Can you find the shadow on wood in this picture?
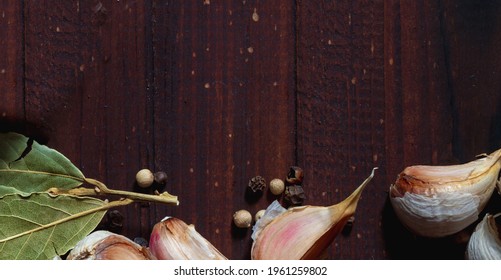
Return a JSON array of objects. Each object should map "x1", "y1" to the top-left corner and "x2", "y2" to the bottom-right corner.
[{"x1": 0, "y1": 118, "x2": 50, "y2": 145}]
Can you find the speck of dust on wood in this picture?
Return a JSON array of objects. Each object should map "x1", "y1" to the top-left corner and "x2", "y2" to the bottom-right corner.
[{"x1": 252, "y1": 8, "x2": 259, "y2": 22}]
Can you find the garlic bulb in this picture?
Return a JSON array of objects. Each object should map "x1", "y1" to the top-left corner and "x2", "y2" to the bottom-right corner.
[
  {"x1": 390, "y1": 148, "x2": 501, "y2": 238},
  {"x1": 251, "y1": 168, "x2": 376, "y2": 260},
  {"x1": 466, "y1": 213, "x2": 501, "y2": 260},
  {"x1": 149, "y1": 217, "x2": 227, "y2": 260},
  {"x1": 67, "y1": 230, "x2": 156, "y2": 260}
]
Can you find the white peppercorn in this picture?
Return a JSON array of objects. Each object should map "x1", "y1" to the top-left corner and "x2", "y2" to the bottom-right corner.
[
  {"x1": 233, "y1": 209, "x2": 252, "y2": 228},
  {"x1": 136, "y1": 168, "x2": 154, "y2": 188}
]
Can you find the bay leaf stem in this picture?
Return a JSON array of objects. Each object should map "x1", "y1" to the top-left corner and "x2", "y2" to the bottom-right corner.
[{"x1": 84, "y1": 178, "x2": 179, "y2": 205}]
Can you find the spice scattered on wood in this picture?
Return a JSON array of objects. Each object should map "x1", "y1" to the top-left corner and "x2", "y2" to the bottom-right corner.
[
  {"x1": 269, "y1": 178, "x2": 285, "y2": 195},
  {"x1": 284, "y1": 184, "x2": 306, "y2": 206},
  {"x1": 286, "y1": 166, "x2": 304, "y2": 185},
  {"x1": 233, "y1": 209, "x2": 252, "y2": 228},
  {"x1": 248, "y1": 175, "x2": 266, "y2": 192},
  {"x1": 136, "y1": 168, "x2": 154, "y2": 188}
]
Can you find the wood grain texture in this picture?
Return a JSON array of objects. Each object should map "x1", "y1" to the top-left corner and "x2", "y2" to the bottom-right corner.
[
  {"x1": 296, "y1": 0, "x2": 386, "y2": 259},
  {"x1": 2, "y1": 0, "x2": 501, "y2": 260},
  {"x1": 441, "y1": 0, "x2": 501, "y2": 160},
  {"x1": 23, "y1": 0, "x2": 153, "y2": 242},
  {"x1": 382, "y1": 0, "x2": 459, "y2": 260},
  {"x1": 12, "y1": 0, "x2": 295, "y2": 260},
  {"x1": 0, "y1": 1, "x2": 25, "y2": 132},
  {"x1": 150, "y1": 1, "x2": 296, "y2": 259},
  {"x1": 382, "y1": 0, "x2": 501, "y2": 259}
]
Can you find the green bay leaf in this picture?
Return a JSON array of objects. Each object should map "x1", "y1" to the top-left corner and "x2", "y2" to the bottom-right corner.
[
  {"x1": 0, "y1": 193, "x2": 107, "y2": 260},
  {"x1": 0, "y1": 185, "x2": 31, "y2": 198},
  {"x1": 0, "y1": 132, "x2": 85, "y2": 195}
]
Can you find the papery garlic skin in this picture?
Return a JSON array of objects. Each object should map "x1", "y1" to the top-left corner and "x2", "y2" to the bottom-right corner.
[
  {"x1": 67, "y1": 230, "x2": 155, "y2": 260},
  {"x1": 251, "y1": 205, "x2": 339, "y2": 260},
  {"x1": 466, "y1": 213, "x2": 501, "y2": 260},
  {"x1": 149, "y1": 217, "x2": 227, "y2": 260},
  {"x1": 251, "y1": 168, "x2": 376, "y2": 260},
  {"x1": 390, "y1": 149, "x2": 501, "y2": 238},
  {"x1": 390, "y1": 191, "x2": 480, "y2": 237}
]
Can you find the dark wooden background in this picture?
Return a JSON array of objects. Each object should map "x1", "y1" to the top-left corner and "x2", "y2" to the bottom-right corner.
[{"x1": 2, "y1": 0, "x2": 501, "y2": 259}]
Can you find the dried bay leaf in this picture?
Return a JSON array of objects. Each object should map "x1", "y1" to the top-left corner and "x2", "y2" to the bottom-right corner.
[
  {"x1": 0, "y1": 185, "x2": 31, "y2": 197},
  {"x1": 0, "y1": 132, "x2": 178, "y2": 259},
  {"x1": 0, "y1": 132, "x2": 84, "y2": 195},
  {"x1": 0, "y1": 192, "x2": 108, "y2": 260}
]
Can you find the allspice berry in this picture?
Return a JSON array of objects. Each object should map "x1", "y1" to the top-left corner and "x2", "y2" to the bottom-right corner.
[
  {"x1": 136, "y1": 168, "x2": 154, "y2": 188},
  {"x1": 286, "y1": 166, "x2": 304, "y2": 185},
  {"x1": 255, "y1": 209, "x2": 266, "y2": 222},
  {"x1": 269, "y1": 178, "x2": 285, "y2": 195},
  {"x1": 233, "y1": 209, "x2": 252, "y2": 228}
]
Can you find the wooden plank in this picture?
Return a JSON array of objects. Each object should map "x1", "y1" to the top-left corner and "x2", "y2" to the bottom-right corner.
[
  {"x1": 151, "y1": 1, "x2": 296, "y2": 259},
  {"x1": 23, "y1": 0, "x2": 155, "y2": 242},
  {"x1": 296, "y1": 0, "x2": 459, "y2": 260},
  {"x1": 400, "y1": 1, "x2": 453, "y2": 166},
  {"x1": 439, "y1": 0, "x2": 501, "y2": 257},
  {"x1": 382, "y1": 0, "x2": 462, "y2": 260},
  {"x1": 296, "y1": 0, "x2": 386, "y2": 259},
  {"x1": 16, "y1": 0, "x2": 501, "y2": 260},
  {"x1": 383, "y1": 0, "x2": 501, "y2": 260},
  {"x1": 441, "y1": 0, "x2": 501, "y2": 160},
  {"x1": 0, "y1": 1, "x2": 26, "y2": 134},
  {"x1": 20, "y1": 1, "x2": 295, "y2": 260},
  {"x1": 76, "y1": 0, "x2": 154, "y2": 240},
  {"x1": 24, "y1": 1, "x2": 84, "y2": 162}
]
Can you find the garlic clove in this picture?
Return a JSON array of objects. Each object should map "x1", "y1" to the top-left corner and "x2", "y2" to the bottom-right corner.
[
  {"x1": 67, "y1": 230, "x2": 156, "y2": 260},
  {"x1": 149, "y1": 217, "x2": 227, "y2": 260},
  {"x1": 466, "y1": 213, "x2": 501, "y2": 260},
  {"x1": 251, "y1": 168, "x2": 376, "y2": 260},
  {"x1": 390, "y1": 148, "x2": 501, "y2": 238}
]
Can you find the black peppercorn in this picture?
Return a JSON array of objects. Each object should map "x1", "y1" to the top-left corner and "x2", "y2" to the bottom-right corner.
[
  {"x1": 107, "y1": 209, "x2": 123, "y2": 231},
  {"x1": 248, "y1": 175, "x2": 266, "y2": 192},
  {"x1": 284, "y1": 185, "x2": 306, "y2": 206},
  {"x1": 154, "y1": 171, "x2": 168, "y2": 185}
]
